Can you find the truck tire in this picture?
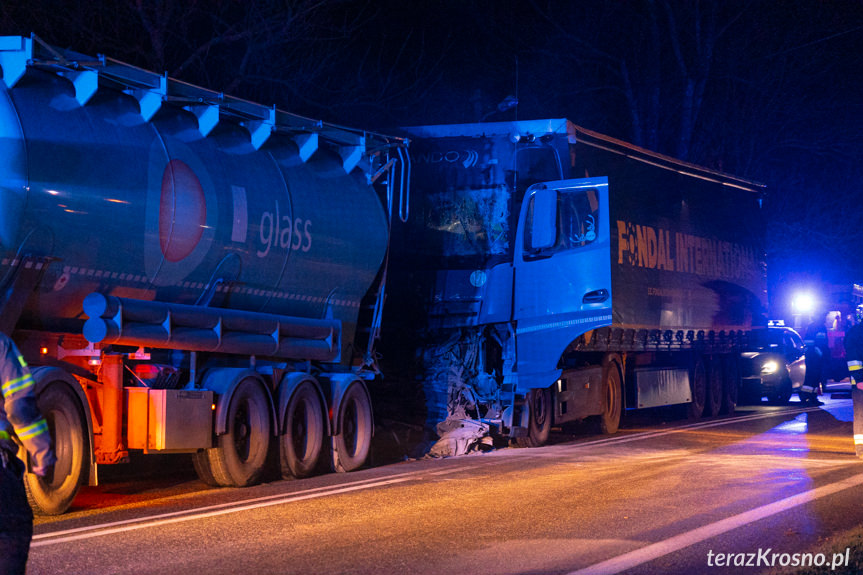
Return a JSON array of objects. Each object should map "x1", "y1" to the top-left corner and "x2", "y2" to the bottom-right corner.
[
  {"x1": 280, "y1": 381, "x2": 325, "y2": 479},
  {"x1": 598, "y1": 361, "x2": 622, "y2": 434},
  {"x1": 515, "y1": 387, "x2": 552, "y2": 447},
  {"x1": 191, "y1": 450, "x2": 221, "y2": 487},
  {"x1": 688, "y1": 357, "x2": 707, "y2": 419},
  {"x1": 196, "y1": 378, "x2": 271, "y2": 487},
  {"x1": 721, "y1": 354, "x2": 739, "y2": 414},
  {"x1": 24, "y1": 382, "x2": 88, "y2": 516},
  {"x1": 331, "y1": 383, "x2": 373, "y2": 473},
  {"x1": 705, "y1": 357, "x2": 723, "y2": 417}
]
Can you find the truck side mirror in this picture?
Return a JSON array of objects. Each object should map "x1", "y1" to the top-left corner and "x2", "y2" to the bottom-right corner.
[{"x1": 529, "y1": 187, "x2": 557, "y2": 250}]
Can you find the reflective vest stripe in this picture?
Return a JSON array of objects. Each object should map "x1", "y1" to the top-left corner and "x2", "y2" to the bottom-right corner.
[
  {"x1": 16, "y1": 354, "x2": 26, "y2": 368},
  {"x1": 15, "y1": 418, "x2": 48, "y2": 441},
  {"x1": 848, "y1": 360, "x2": 863, "y2": 371},
  {"x1": 1, "y1": 373, "x2": 35, "y2": 398}
]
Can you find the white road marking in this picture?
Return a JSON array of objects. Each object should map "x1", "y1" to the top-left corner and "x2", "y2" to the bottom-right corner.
[
  {"x1": 32, "y1": 473, "x2": 419, "y2": 546},
  {"x1": 568, "y1": 405, "x2": 826, "y2": 449},
  {"x1": 32, "y1": 458, "x2": 517, "y2": 548},
  {"x1": 567, "y1": 471, "x2": 863, "y2": 575},
  {"x1": 483, "y1": 405, "x2": 829, "y2": 460},
  {"x1": 32, "y1": 402, "x2": 850, "y2": 551}
]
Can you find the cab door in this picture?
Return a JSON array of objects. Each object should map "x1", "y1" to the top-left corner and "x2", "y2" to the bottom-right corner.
[{"x1": 512, "y1": 177, "x2": 612, "y2": 390}]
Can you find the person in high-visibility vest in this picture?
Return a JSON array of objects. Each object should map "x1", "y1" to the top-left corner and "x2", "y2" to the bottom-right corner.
[
  {"x1": 844, "y1": 310, "x2": 863, "y2": 459},
  {"x1": 0, "y1": 332, "x2": 56, "y2": 575}
]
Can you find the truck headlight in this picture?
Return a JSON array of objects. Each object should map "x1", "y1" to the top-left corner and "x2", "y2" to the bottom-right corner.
[{"x1": 761, "y1": 360, "x2": 779, "y2": 375}]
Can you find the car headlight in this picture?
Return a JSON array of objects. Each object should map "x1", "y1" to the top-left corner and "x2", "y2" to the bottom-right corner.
[{"x1": 761, "y1": 360, "x2": 779, "y2": 375}]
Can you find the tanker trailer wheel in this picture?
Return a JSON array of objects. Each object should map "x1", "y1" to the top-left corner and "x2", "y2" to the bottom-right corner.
[
  {"x1": 191, "y1": 450, "x2": 220, "y2": 487},
  {"x1": 24, "y1": 381, "x2": 88, "y2": 516},
  {"x1": 705, "y1": 357, "x2": 723, "y2": 417},
  {"x1": 596, "y1": 361, "x2": 622, "y2": 435},
  {"x1": 196, "y1": 378, "x2": 271, "y2": 487},
  {"x1": 331, "y1": 383, "x2": 373, "y2": 473},
  {"x1": 720, "y1": 354, "x2": 738, "y2": 415},
  {"x1": 515, "y1": 387, "x2": 552, "y2": 447},
  {"x1": 687, "y1": 356, "x2": 707, "y2": 420},
  {"x1": 280, "y1": 381, "x2": 325, "y2": 479}
]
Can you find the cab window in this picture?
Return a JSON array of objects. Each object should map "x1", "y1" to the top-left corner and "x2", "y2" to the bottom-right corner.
[{"x1": 524, "y1": 187, "x2": 600, "y2": 256}]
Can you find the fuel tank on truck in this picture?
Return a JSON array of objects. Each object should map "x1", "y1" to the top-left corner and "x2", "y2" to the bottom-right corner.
[{"x1": 0, "y1": 42, "x2": 390, "y2": 363}]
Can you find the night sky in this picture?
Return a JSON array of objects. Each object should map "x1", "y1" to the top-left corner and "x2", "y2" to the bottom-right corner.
[{"x1": 3, "y1": 0, "x2": 863, "y2": 316}]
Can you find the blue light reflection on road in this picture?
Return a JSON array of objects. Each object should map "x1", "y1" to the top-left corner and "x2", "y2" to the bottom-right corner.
[
  {"x1": 773, "y1": 413, "x2": 809, "y2": 434},
  {"x1": 708, "y1": 393, "x2": 855, "y2": 541}
]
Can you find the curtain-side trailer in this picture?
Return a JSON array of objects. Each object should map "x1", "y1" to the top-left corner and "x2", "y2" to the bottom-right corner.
[{"x1": 384, "y1": 119, "x2": 766, "y2": 447}]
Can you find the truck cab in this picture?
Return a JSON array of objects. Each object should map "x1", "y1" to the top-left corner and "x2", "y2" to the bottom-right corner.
[
  {"x1": 386, "y1": 119, "x2": 765, "y2": 448},
  {"x1": 386, "y1": 120, "x2": 616, "y2": 442}
]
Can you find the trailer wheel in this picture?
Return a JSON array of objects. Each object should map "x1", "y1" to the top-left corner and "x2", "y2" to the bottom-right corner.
[
  {"x1": 191, "y1": 451, "x2": 220, "y2": 487},
  {"x1": 24, "y1": 382, "x2": 88, "y2": 516},
  {"x1": 331, "y1": 383, "x2": 372, "y2": 473},
  {"x1": 688, "y1": 357, "x2": 707, "y2": 419},
  {"x1": 280, "y1": 381, "x2": 325, "y2": 479},
  {"x1": 515, "y1": 387, "x2": 552, "y2": 447},
  {"x1": 197, "y1": 378, "x2": 271, "y2": 487},
  {"x1": 705, "y1": 357, "x2": 723, "y2": 417},
  {"x1": 598, "y1": 361, "x2": 622, "y2": 434},
  {"x1": 721, "y1": 354, "x2": 739, "y2": 414}
]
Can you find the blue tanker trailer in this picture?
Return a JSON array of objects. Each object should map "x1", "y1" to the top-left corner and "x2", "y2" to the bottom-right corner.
[{"x1": 0, "y1": 35, "x2": 409, "y2": 514}]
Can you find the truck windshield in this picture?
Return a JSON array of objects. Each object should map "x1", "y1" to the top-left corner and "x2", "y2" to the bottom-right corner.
[
  {"x1": 404, "y1": 140, "x2": 563, "y2": 267},
  {"x1": 425, "y1": 184, "x2": 510, "y2": 259}
]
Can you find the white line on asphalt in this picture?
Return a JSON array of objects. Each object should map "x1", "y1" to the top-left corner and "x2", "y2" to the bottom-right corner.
[
  {"x1": 33, "y1": 476, "x2": 414, "y2": 547},
  {"x1": 485, "y1": 405, "x2": 827, "y2": 460},
  {"x1": 34, "y1": 455, "x2": 526, "y2": 548},
  {"x1": 567, "y1": 471, "x2": 863, "y2": 575},
  {"x1": 32, "y1": 473, "x2": 420, "y2": 546},
  {"x1": 31, "y1": 403, "x2": 844, "y2": 548},
  {"x1": 33, "y1": 457, "x2": 518, "y2": 546},
  {"x1": 559, "y1": 405, "x2": 827, "y2": 449}
]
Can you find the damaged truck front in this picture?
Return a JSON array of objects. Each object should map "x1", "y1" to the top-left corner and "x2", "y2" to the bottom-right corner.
[{"x1": 383, "y1": 119, "x2": 766, "y2": 450}]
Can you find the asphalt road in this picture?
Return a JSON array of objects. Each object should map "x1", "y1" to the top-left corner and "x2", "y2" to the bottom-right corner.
[{"x1": 27, "y1": 388, "x2": 863, "y2": 575}]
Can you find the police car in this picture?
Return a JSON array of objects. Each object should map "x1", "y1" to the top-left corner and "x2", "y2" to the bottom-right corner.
[{"x1": 739, "y1": 321, "x2": 806, "y2": 404}]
